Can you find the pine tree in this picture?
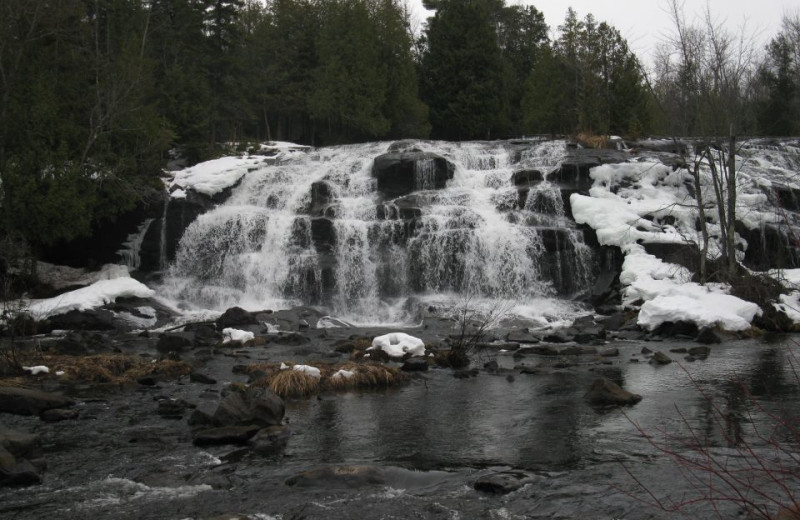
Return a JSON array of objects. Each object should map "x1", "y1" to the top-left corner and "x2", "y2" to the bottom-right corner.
[
  {"x1": 420, "y1": 0, "x2": 508, "y2": 140},
  {"x1": 310, "y1": 0, "x2": 389, "y2": 142}
]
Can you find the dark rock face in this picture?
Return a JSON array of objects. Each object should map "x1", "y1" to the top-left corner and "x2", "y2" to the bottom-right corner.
[
  {"x1": 40, "y1": 187, "x2": 164, "y2": 269},
  {"x1": 0, "y1": 388, "x2": 74, "y2": 416},
  {"x1": 401, "y1": 358, "x2": 429, "y2": 372},
  {"x1": 157, "y1": 332, "x2": 195, "y2": 353},
  {"x1": 695, "y1": 328, "x2": 722, "y2": 345},
  {"x1": 216, "y1": 307, "x2": 256, "y2": 330},
  {"x1": 512, "y1": 169, "x2": 544, "y2": 186},
  {"x1": 737, "y1": 221, "x2": 800, "y2": 271},
  {"x1": 643, "y1": 242, "x2": 699, "y2": 273},
  {"x1": 654, "y1": 321, "x2": 699, "y2": 338},
  {"x1": 550, "y1": 149, "x2": 630, "y2": 193},
  {"x1": 140, "y1": 184, "x2": 243, "y2": 272},
  {"x1": 584, "y1": 378, "x2": 642, "y2": 405},
  {"x1": 47, "y1": 309, "x2": 118, "y2": 331},
  {"x1": 372, "y1": 151, "x2": 455, "y2": 199},
  {"x1": 309, "y1": 181, "x2": 336, "y2": 216}
]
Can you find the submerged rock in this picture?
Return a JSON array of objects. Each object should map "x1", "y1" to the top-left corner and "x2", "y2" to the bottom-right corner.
[
  {"x1": 192, "y1": 425, "x2": 260, "y2": 446},
  {"x1": 584, "y1": 377, "x2": 642, "y2": 406},
  {"x1": 0, "y1": 427, "x2": 41, "y2": 487},
  {"x1": 249, "y1": 426, "x2": 291, "y2": 455},
  {"x1": 0, "y1": 387, "x2": 74, "y2": 416},
  {"x1": 474, "y1": 470, "x2": 535, "y2": 494},
  {"x1": 286, "y1": 465, "x2": 387, "y2": 488},
  {"x1": 651, "y1": 351, "x2": 673, "y2": 365},
  {"x1": 213, "y1": 387, "x2": 285, "y2": 428}
]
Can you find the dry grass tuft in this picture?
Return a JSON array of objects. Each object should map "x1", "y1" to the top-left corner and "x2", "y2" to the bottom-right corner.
[
  {"x1": 576, "y1": 132, "x2": 610, "y2": 149},
  {"x1": 259, "y1": 369, "x2": 320, "y2": 398},
  {"x1": 0, "y1": 353, "x2": 192, "y2": 386},
  {"x1": 245, "y1": 360, "x2": 408, "y2": 398}
]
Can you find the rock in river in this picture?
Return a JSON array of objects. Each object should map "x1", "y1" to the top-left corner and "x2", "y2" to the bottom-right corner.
[
  {"x1": 584, "y1": 378, "x2": 642, "y2": 406},
  {"x1": 0, "y1": 387, "x2": 74, "y2": 416}
]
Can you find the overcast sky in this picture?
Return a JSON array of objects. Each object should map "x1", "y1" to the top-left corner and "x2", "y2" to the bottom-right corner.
[{"x1": 408, "y1": 0, "x2": 797, "y2": 68}]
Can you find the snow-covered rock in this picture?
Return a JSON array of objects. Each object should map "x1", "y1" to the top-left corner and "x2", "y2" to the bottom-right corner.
[
  {"x1": 27, "y1": 277, "x2": 155, "y2": 319},
  {"x1": 368, "y1": 333, "x2": 425, "y2": 358},
  {"x1": 221, "y1": 328, "x2": 255, "y2": 344},
  {"x1": 170, "y1": 157, "x2": 266, "y2": 197},
  {"x1": 571, "y1": 160, "x2": 763, "y2": 332}
]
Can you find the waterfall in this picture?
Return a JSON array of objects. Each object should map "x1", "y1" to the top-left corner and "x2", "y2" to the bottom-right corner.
[
  {"x1": 160, "y1": 140, "x2": 596, "y2": 325},
  {"x1": 118, "y1": 219, "x2": 154, "y2": 271},
  {"x1": 159, "y1": 199, "x2": 169, "y2": 271}
]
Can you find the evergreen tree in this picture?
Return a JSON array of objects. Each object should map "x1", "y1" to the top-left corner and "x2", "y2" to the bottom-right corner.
[
  {"x1": 310, "y1": 0, "x2": 389, "y2": 142},
  {"x1": 420, "y1": 0, "x2": 508, "y2": 140},
  {"x1": 757, "y1": 34, "x2": 799, "y2": 135}
]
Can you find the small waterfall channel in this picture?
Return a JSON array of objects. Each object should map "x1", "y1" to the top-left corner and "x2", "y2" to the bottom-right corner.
[{"x1": 160, "y1": 140, "x2": 597, "y2": 324}]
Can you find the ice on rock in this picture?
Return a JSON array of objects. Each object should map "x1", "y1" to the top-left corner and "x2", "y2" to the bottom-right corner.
[{"x1": 369, "y1": 333, "x2": 426, "y2": 358}]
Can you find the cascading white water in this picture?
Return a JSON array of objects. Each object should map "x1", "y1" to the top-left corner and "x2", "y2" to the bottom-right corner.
[
  {"x1": 118, "y1": 219, "x2": 154, "y2": 271},
  {"x1": 160, "y1": 140, "x2": 596, "y2": 325}
]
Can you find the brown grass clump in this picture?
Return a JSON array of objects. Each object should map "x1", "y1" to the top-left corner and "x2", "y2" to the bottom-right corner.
[
  {"x1": 0, "y1": 353, "x2": 192, "y2": 386},
  {"x1": 576, "y1": 132, "x2": 610, "y2": 149},
  {"x1": 259, "y1": 369, "x2": 320, "y2": 398},
  {"x1": 246, "y1": 360, "x2": 408, "y2": 398}
]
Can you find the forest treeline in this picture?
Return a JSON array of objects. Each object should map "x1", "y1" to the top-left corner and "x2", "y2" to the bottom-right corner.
[{"x1": 0, "y1": 0, "x2": 799, "y2": 252}]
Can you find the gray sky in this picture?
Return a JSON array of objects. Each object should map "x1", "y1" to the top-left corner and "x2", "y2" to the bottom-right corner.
[{"x1": 408, "y1": 0, "x2": 797, "y2": 68}]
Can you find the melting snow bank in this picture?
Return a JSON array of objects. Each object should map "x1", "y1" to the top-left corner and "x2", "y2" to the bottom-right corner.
[
  {"x1": 571, "y1": 161, "x2": 761, "y2": 332},
  {"x1": 27, "y1": 277, "x2": 155, "y2": 319},
  {"x1": 168, "y1": 141, "x2": 309, "y2": 197}
]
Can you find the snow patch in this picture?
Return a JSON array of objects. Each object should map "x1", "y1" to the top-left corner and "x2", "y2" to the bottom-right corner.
[
  {"x1": 571, "y1": 160, "x2": 763, "y2": 332},
  {"x1": 331, "y1": 369, "x2": 355, "y2": 379},
  {"x1": 170, "y1": 156, "x2": 265, "y2": 196},
  {"x1": 281, "y1": 363, "x2": 322, "y2": 378},
  {"x1": 23, "y1": 365, "x2": 49, "y2": 375},
  {"x1": 27, "y1": 277, "x2": 155, "y2": 318},
  {"x1": 222, "y1": 328, "x2": 254, "y2": 344}
]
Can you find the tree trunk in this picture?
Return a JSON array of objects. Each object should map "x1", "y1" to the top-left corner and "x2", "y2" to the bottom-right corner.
[{"x1": 727, "y1": 131, "x2": 737, "y2": 277}]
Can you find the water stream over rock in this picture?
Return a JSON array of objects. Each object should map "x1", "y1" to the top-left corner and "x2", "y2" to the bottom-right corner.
[{"x1": 159, "y1": 140, "x2": 597, "y2": 325}]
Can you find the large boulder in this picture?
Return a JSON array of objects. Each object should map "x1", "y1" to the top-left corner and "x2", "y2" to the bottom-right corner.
[
  {"x1": 215, "y1": 307, "x2": 256, "y2": 330},
  {"x1": 46, "y1": 309, "x2": 117, "y2": 331},
  {"x1": 372, "y1": 151, "x2": 455, "y2": 198},
  {"x1": 0, "y1": 427, "x2": 42, "y2": 487},
  {"x1": 213, "y1": 387, "x2": 285, "y2": 428},
  {"x1": 584, "y1": 378, "x2": 642, "y2": 406},
  {"x1": 0, "y1": 387, "x2": 74, "y2": 416}
]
